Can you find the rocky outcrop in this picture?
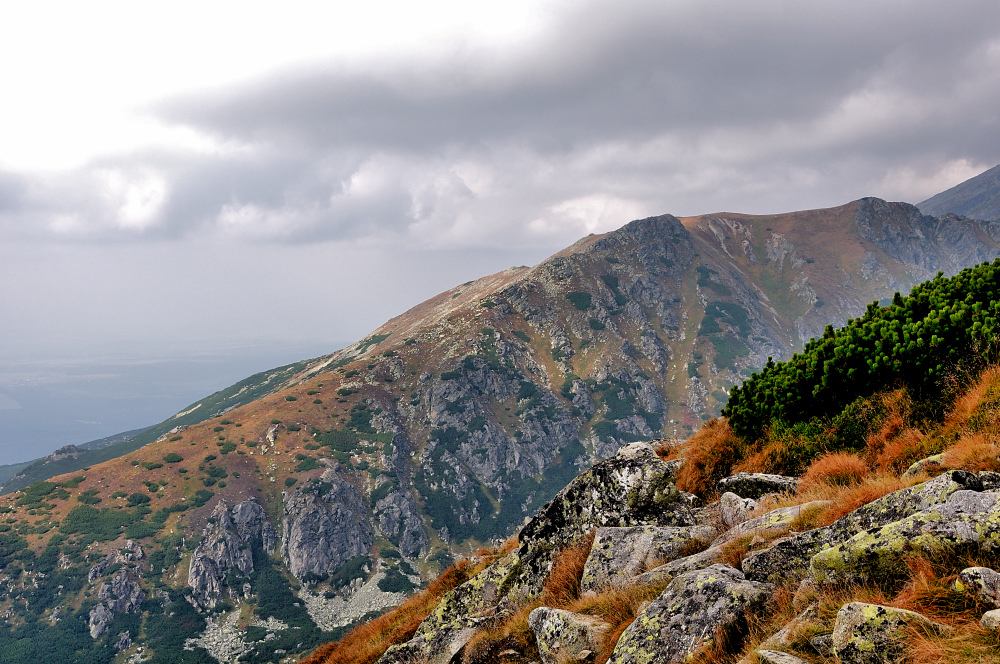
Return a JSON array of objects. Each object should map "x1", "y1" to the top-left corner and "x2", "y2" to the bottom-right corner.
[
  {"x1": 188, "y1": 498, "x2": 277, "y2": 609},
  {"x1": 832, "y1": 602, "x2": 945, "y2": 664},
  {"x1": 718, "y1": 492, "x2": 757, "y2": 529},
  {"x1": 607, "y1": 564, "x2": 771, "y2": 664},
  {"x1": 281, "y1": 469, "x2": 373, "y2": 580},
  {"x1": 811, "y1": 489, "x2": 1000, "y2": 583},
  {"x1": 89, "y1": 569, "x2": 144, "y2": 638},
  {"x1": 716, "y1": 472, "x2": 799, "y2": 499},
  {"x1": 710, "y1": 500, "x2": 831, "y2": 548},
  {"x1": 580, "y1": 525, "x2": 715, "y2": 592},
  {"x1": 88, "y1": 539, "x2": 144, "y2": 582},
  {"x1": 528, "y1": 607, "x2": 610, "y2": 664},
  {"x1": 744, "y1": 470, "x2": 983, "y2": 583}
]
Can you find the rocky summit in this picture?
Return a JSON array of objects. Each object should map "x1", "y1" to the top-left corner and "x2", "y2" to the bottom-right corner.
[{"x1": 3, "y1": 194, "x2": 1000, "y2": 663}]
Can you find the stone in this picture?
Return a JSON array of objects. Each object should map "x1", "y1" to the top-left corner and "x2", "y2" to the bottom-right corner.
[
  {"x1": 956, "y1": 566, "x2": 1000, "y2": 607},
  {"x1": 188, "y1": 501, "x2": 255, "y2": 609},
  {"x1": 88, "y1": 539, "x2": 144, "y2": 582},
  {"x1": 580, "y1": 525, "x2": 715, "y2": 592},
  {"x1": 528, "y1": 607, "x2": 611, "y2": 664},
  {"x1": 902, "y1": 453, "x2": 945, "y2": 479},
  {"x1": 980, "y1": 608, "x2": 1000, "y2": 630},
  {"x1": 633, "y1": 545, "x2": 723, "y2": 586},
  {"x1": 281, "y1": 469, "x2": 373, "y2": 580},
  {"x1": 756, "y1": 651, "x2": 811, "y2": 664},
  {"x1": 231, "y1": 498, "x2": 277, "y2": 554},
  {"x1": 711, "y1": 501, "x2": 831, "y2": 548},
  {"x1": 607, "y1": 564, "x2": 772, "y2": 664},
  {"x1": 832, "y1": 602, "x2": 945, "y2": 664},
  {"x1": 811, "y1": 490, "x2": 1000, "y2": 584},
  {"x1": 716, "y1": 473, "x2": 799, "y2": 499},
  {"x1": 744, "y1": 470, "x2": 984, "y2": 583},
  {"x1": 718, "y1": 492, "x2": 757, "y2": 529}
]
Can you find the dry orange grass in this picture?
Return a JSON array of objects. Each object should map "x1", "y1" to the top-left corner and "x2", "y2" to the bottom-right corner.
[
  {"x1": 675, "y1": 418, "x2": 742, "y2": 496},
  {"x1": 566, "y1": 581, "x2": 672, "y2": 664},
  {"x1": 945, "y1": 365, "x2": 1000, "y2": 432},
  {"x1": 302, "y1": 555, "x2": 496, "y2": 664},
  {"x1": 798, "y1": 452, "x2": 868, "y2": 491},
  {"x1": 941, "y1": 432, "x2": 1000, "y2": 473}
]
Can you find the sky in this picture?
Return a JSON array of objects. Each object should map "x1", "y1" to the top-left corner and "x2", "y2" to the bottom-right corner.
[{"x1": 1, "y1": 0, "x2": 1000, "y2": 459}]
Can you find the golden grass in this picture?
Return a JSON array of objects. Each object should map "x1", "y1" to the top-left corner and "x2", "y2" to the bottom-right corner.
[
  {"x1": 566, "y1": 582, "x2": 672, "y2": 664},
  {"x1": 945, "y1": 365, "x2": 1000, "y2": 432},
  {"x1": 799, "y1": 452, "x2": 868, "y2": 491},
  {"x1": 675, "y1": 418, "x2": 742, "y2": 497},
  {"x1": 941, "y1": 431, "x2": 1000, "y2": 473}
]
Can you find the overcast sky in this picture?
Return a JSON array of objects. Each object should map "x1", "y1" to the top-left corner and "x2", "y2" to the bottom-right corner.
[{"x1": 2, "y1": 0, "x2": 1000, "y2": 362}]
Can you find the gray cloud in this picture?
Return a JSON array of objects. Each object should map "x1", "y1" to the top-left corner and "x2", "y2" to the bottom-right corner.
[{"x1": 5, "y1": 0, "x2": 1000, "y2": 249}]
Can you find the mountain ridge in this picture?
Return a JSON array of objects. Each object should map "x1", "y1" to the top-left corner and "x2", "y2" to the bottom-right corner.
[{"x1": 3, "y1": 196, "x2": 1000, "y2": 662}]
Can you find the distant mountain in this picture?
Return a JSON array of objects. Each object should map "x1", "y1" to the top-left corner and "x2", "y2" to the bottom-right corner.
[
  {"x1": 2, "y1": 197, "x2": 1000, "y2": 663},
  {"x1": 919, "y1": 163, "x2": 1000, "y2": 220}
]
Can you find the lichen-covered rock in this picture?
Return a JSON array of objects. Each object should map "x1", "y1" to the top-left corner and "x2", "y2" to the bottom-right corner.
[
  {"x1": 528, "y1": 607, "x2": 611, "y2": 664},
  {"x1": 956, "y1": 566, "x2": 1000, "y2": 607},
  {"x1": 89, "y1": 569, "x2": 144, "y2": 638},
  {"x1": 634, "y1": 545, "x2": 723, "y2": 586},
  {"x1": 281, "y1": 469, "x2": 373, "y2": 580},
  {"x1": 716, "y1": 473, "x2": 799, "y2": 499},
  {"x1": 744, "y1": 470, "x2": 983, "y2": 583},
  {"x1": 417, "y1": 550, "x2": 521, "y2": 635},
  {"x1": 718, "y1": 492, "x2": 757, "y2": 530},
  {"x1": 832, "y1": 602, "x2": 944, "y2": 664},
  {"x1": 811, "y1": 490, "x2": 1000, "y2": 584},
  {"x1": 711, "y1": 500, "x2": 831, "y2": 548},
  {"x1": 607, "y1": 564, "x2": 772, "y2": 664},
  {"x1": 515, "y1": 442, "x2": 694, "y2": 591},
  {"x1": 376, "y1": 622, "x2": 482, "y2": 664},
  {"x1": 581, "y1": 525, "x2": 715, "y2": 592},
  {"x1": 902, "y1": 453, "x2": 945, "y2": 479}
]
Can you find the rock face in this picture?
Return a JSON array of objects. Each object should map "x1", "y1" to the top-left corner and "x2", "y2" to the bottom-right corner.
[
  {"x1": 580, "y1": 524, "x2": 715, "y2": 592},
  {"x1": 607, "y1": 564, "x2": 771, "y2": 664},
  {"x1": 88, "y1": 539, "x2": 144, "y2": 582},
  {"x1": 528, "y1": 607, "x2": 610, "y2": 664},
  {"x1": 281, "y1": 469, "x2": 373, "y2": 580},
  {"x1": 89, "y1": 569, "x2": 144, "y2": 639},
  {"x1": 716, "y1": 472, "x2": 799, "y2": 499},
  {"x1": 744, "y1": 470, "x2": 983, "y2": 583},
  {"x1": 718, "y1": 492, "x2": 757, "y2": 529},
  {"x1": 188, "y1": 498, "x2": 276, "y2": 609},
  {"x1": 832, "y1": 602, "x2": 944, "y2": 664}
]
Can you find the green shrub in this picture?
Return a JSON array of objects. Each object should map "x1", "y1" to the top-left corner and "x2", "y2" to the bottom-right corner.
[
  {"x1": 77, "y1": 489, "x2": 101, "y2": 505},
  {"x1": 589, "y1": 318, "x2": 606, "y2": 330},
  {"x1": 566, "y1": 291, "x2": 592, "y2": 310},
  {"x1": 219, "y1": 442, "x2": 237, "y2": 454},
  {"x1": 127, "y1": 493, "x2": 151, "y2": 506},
  {"x1": 142, "y1": 462, "x2": 163, "y2": 470},
  {"x1": 285, "y1": 477, "x2": 297, "y2": 487},
  {"x1": 163, "y1": 452, "x2": 183, "y2": 463},
  {"x1": 377, "y1": 567, "x2": 416, "y2": 593}
]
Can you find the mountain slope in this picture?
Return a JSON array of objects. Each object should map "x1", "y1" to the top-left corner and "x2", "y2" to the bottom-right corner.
[
  {"x1": 919, "y1": 163, "x2": 1000, "y2": 220},
  {"x1": 1, "y1": 198, "x2": 1000, "y2": 663}
]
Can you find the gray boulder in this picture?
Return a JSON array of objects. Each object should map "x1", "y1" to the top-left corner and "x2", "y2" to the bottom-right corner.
[
  {"x1": 832, "y1": 602, "x2": 945, "y2": 664},
  {"x1": 981, "y1": 608, "x2": 1000, "y2": 631},
  {"x1": 811, "y1": 490, "x2": 1000, "y2": 584},
  {"x1": 718, "y1": 492, "x2": 757, "y2": 529},
  {"x1": 88, "y1": 539, "x2": 144, "y2": 582},
  {"x1": 716, "y1": 473, "x2": 799, "y2": 499},
  {"x1": 607, "y1": 564, "x2": 772, "y2": 664},
  {"x1": 581, "y1": 525, "x2": 715, "y2": 592},
  {"x1": 756, "y1": 651, "x2": 811, "y2": 664},
  {"x1": 528, "y1": 607, "x2": 611, "y2": 664},
  {"x1": 281, "y1": 469, "x2": 373, "y2": 580},
  {"x1": 744, "y1": 470, "x2": 984, "y2": 583},
  {"x1": 231, "y1": 498, "x2": 277, "y2": 554},
  {"x1": 377, "y1": 622, "x2": 483, "y2": 664},
  {"x1": 957, "y1": 566, "x2": 1000, "y2": 607}
]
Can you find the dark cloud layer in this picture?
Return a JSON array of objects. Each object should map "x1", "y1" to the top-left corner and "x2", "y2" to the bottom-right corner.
[{"x1": 4, "y1": 2, "x2": 1000, "y2": 253}]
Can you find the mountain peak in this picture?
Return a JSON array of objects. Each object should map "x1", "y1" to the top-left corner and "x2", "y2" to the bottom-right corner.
[{"x1": 918, "y1": 163, "x2": 1000, "y2": 220}]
